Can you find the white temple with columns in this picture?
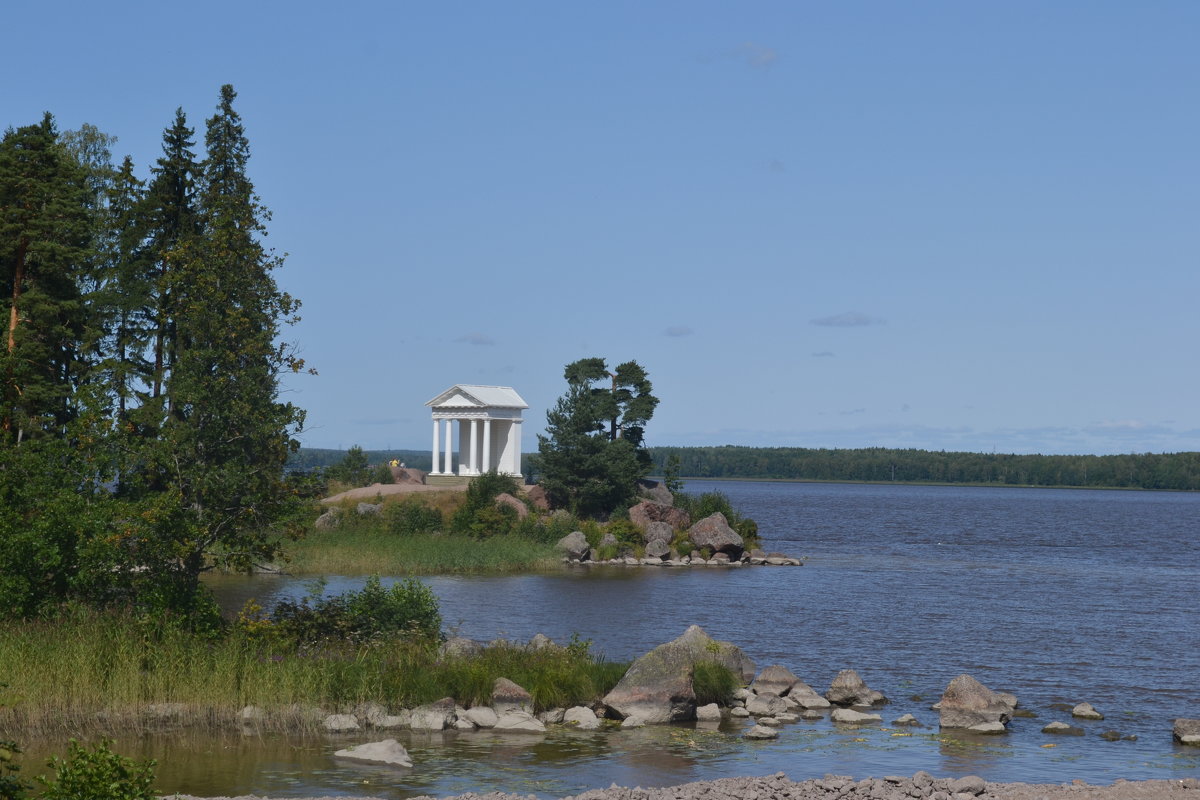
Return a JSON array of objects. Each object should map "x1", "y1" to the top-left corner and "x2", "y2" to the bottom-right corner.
[{"x1": 425, "y1": 385, "x2": 528, "y2": 479}]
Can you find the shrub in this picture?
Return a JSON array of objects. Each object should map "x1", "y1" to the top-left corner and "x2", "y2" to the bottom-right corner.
[
  {"x1": 692, "y1": 661, "x2": 738, "y2": 706},
  {"x1": 37, "y1": 739, "x2": 156, "y2": 800},
  {"x1": 382, "y1": 500, "x2": 443, "y2": 536},
  {"x1": 370, "y1": 464, "x2": 395, "y2": 485},
  {"x1": 677, "y1": 491, "x2": 760, "y2": 548},
  {"x1": 604, "y1": 519, "x2": 642, "y2": 549},
  {"x1": 270, "y1": 575, "x2": 441, "y2": 645},
  {"x1": 450, "y1": 472, "x2": 522, "y2": 537},
  {"x1": 0, "y1": 738, "x2": 26, "y2": 800}
]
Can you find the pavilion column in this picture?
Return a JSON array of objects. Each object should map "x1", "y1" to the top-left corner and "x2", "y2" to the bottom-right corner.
[
  {"x1": 510, "y1": 420, "x2": 523, "y2": 475},
  {"x1": 431, "y1": 418, "x2": 441, "y2": 475},
  {"x1": 469, "y1": 419, "x2": 479, "y2": 475},
  {"x1": 443, "y1": 419, "x2": 454, "y2": 475},
  {"x1": 482, "y1": 418, "x2": 492, "y2": 473}
]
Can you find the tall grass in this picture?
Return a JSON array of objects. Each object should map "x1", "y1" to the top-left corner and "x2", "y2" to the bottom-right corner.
[
  {"x1": 0, "y1": 613, "x2": 625, "y2": 738},
  {"x1": 283, "y1": 528, "x2": 559, "y2": 574}
]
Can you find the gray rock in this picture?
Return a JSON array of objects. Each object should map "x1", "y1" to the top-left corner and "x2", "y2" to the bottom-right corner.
[
  {"x1": 454, "y1": 717, "x2": 476, "y2": 730},
  {"x1": 492, "y1": 677, "x2": 533, "y2": 714},
  {"x1": 354, "y1": 701, "x2": 388, "y2": 727},
  {"x1": 746, "y1": 693, "x2": 788, "y2": 717},
  {"x1": 538, "y1": 707, "x2": 565, "y2": 724},
  {"x1": 356, "y1": 502, "x2": 382, "y2": 516},
  {"x1": 831, "y1": 708, "x2": 882, "y2": 724},
  {"x1": 826, "y1": 669, "x2": 886, "y2": 706},
  {"x1": 800, "y1": 710, "x2": 824, "y2": 720},
  {"x1": 730, "y1": 707, "x2": 751, "y2": 718},
  {"x1": 529, "y1": 633, "x2": 557, "y2": 650},
  {"x1": 555, "y1": 531, "x2": 590, "y2": 561},
  {"x1": 493, "y1": 711, "x2": 546, "y2": 733},
  {"x1": 598, "y1": 532, "x2": 619, "y2": 550},
  {"x1": 687, "y1": 513, "x2": 744, "y2": 557},
  {"x1": 757, "y1": 717, "x2": 782, "y2": 727},
  {"x1": 1173, "y1": 718, "x2": 1200, "y2": 746},
  {"x1": 333, "y1": 739, "x2": 412, "y2": 767},
  {"x1": 238, "y1": 705, "x2": 266, "y2": 724},
  {"x1": 1072, "y1": 702, "x2": 1104, "y2": 720},
  {"x1": 968, "y1": 721, "x2": 1008, "y2": 734},
  {"x1": 637, "y1": 479, "x2": 674, "y2": 506},
  {"x1": 751, "y1": 665, "x2": 800, "y2": 697},
  {"x1": 463, "y1": 706, "x2": 498, "y2": 728},
  {"x1": 709, "y1": 552, "x2": 731, "y2": 564},
  {"x1": 628, "y1": 500, "x2": 690, "y2": 531},
  {"x1": 323, "y1": 713, "x2": 360, "y2": 732},
  {"x1": 314, "y1": 509, "x2": 341, "y2": 530},
  {"x1": 744, "y1": 724, "x2": 778, "y2": 739},
  {"x1": 410, "y1": 697, "x2": 456, "y2": 730},
  {"x1": 1042, "y1": 721, "x2": 1084, "y2": 735},
  {"x1": 563, "y1": 706, "x2": 601, "y2": 729},
  {"x1": 620, "y1": 715, "x2": 647, "y2": 728},
  {"x1": 438, "y1": 636, "x2": 481, "y2": 659},
  {"x1": 790, "y1": 681, "x2": 832, "y2": 709},
  {"x1": 643, "y1": 521, "x2": 674, "y2": 543},
  {"x1": 937, "y1": 674, "x2": 1011, "y2": 730},
  {"x1": 645, "y1": 539, "x2": 672, "y2": 559},
  {"x1": 949, "y1": 776, "x2": 987, "y2": 796},
  {"x1": 601, "y1": 625, "x2": 756, "y2": 724},
  {"x1": 695, "y1": 703, "x2": 722, "y2": 722},
  {"x1": 893, "y1": 713, "x2": 923, "y2": 727}
]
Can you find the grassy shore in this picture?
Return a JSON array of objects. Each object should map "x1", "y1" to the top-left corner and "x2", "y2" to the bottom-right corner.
[
  {"x1": 0, "y1": 612, "x2": 625, "y2": 739},
  {"x1": 282, "y1": 527, "x2": 560, "y2": 574}
]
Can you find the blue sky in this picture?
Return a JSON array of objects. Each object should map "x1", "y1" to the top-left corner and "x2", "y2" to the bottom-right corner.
[{"x1": 9, "y1": 2, "x2": 1199, "y2": 455}]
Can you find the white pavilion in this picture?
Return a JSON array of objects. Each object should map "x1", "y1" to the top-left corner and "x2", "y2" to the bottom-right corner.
[{"x1": 425, "y1": 384, "x2": 528, "y2": 481}]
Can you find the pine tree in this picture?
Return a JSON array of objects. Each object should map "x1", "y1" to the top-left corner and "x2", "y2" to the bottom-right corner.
[{"x1": 0, "y1": 114, "x2": 92, "y2": 443}]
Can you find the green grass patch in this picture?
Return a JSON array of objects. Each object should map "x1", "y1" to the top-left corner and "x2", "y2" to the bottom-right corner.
[
  {"x1": 282, "y1": 527, "x2": 559, "y2": 575},
  {"x1": 0, "y1": 613, "x2": 627, "y2": 739}
]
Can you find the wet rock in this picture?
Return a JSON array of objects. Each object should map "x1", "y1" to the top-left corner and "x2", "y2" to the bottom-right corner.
[
  {"x1": 968, "y1": 721, "x2": 1008, "y2": 734},
  {"x1": 937, "y1": 674, "x2": 1011, "y2": 730},
  {"x1": 831, "y1": 708, "x2": 882, "y2": 724},
  {"x1": 790, "y1": 681, "x2": 832, "y2": 709},
  {"x1": 800, "y1": 709, "x2": 824, "y2": 720},
  {"x1": 1098, "y1": 729, "x2": 1137, "y2": 742},
  {"x1": 492, "y1": 677, "x2": 533, "y2": 714},
  {"x1": 493, "y1": 711, "x2": 546, "y2": 733},
  {"x1": 751, "y1": 665, "x2": 800, "y2": 697},
  {"x1": 620, "y1": 715, "x2": 646, "y2": 728},
  {"x1": 730, "y1": 707, "x2": 750, "y2": 718},
  {"x1": 333, "y1": 739, "x2": 412, "y2": 767},
  {"x1": 893, "y1": 713, "x2": 923, "y2": 727},
  {"x1": 462, "y1": 706, "x2": 498, "y2": 728},
  {"x1": 601, "y1": 625, "x2": 756, "y2": 724},
  {"x1": 1072, "y1": 702, "x2": 1104, "y2": 720},
  {"x1": 563, "y1": 706, "x2": 601, "y2": 729},
  {"x1": 1042, "y1": 721, "x2": 1084, "y2": 735},
  {"x1": 746, "y1": 693, "x2": 788, "y2": 717},
  {"x1": 1174, "y1": 718, "x2": 1200, "y2": 746},
  {"x1": 744, "y1": 725, "x2": 778, "y2": 739},
  {"x1": 410, "y1": 697, "x2": 456, "y2": 731},
  {"x1": 826, "y1": 669, "x2": 887, "y2": 707},
  {"x1": 696, "y1": 703, "x2": 722, "y2": 722}
]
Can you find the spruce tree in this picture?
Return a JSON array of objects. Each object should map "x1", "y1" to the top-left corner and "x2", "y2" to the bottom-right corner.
[{"x1": 140, "y1": 85, "x2": 305, "y2": 600}]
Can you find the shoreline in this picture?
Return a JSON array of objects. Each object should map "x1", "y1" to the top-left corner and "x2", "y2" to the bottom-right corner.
[{"x1": 166, "y1": 772, "x2": 1200, "y2": 800}]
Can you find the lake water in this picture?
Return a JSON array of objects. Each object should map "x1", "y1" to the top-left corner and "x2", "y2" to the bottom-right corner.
[{"x1": 28, "y1": 481, "x2": 1200, "y2": 796}]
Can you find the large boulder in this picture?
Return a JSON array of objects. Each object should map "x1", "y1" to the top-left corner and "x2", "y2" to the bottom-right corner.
[
  {"x1": 746, "y1": 693, "x2": 788, "y2": 717},
  {"x1": 492, "y1": 677, "x2": 533, "y2": 714},
  {"x1": 493, "y1": 710, "x2": 546, "y2": 733},
  {"x1": 687, "y1": 513, "x2": 744, "y2": 557},
  {"x1": 628, "y1": 501, "x2": 690, "y2": 532},
  {"x1": 1174, "y1": 718, "x2": 1200, "y2": 746},
  {"x1": 826, "y1": 669, "x2": 886, "y2": 706},
  {"x1": 602, "y1": 625, "x2": 756, "y2": 724},
  {"x1": 525, "y1": 484, "x2": 551, "y2": 511},
  {"x1": 563, "y1": 706, "x2": 601, "y2": 729},
  {"x1": 334, "y1": 739, "x2": 412, "y2": 767},
  {"x1": 789, "y1": 680, "x2": 832, "y2": 709},
  {"x1": 637, "y1": 479, "x2": 674, "y2": 506},
  {"x1": 493, "y1": 492, "x2": 529, "y2": 520},
  {"x1": 391, "y1": 466, "x2": 427, "y2": 485},
  {"x1": 643, "y1": 521, "x2": 674, "y2": 544},
  {"x1": 751, "y1": 665, "x2": 800, "y2": 697},
  {"x1": 410, "y1": 697, "x2": 457, "y2": 731},
  {"x1": 938, "y1": 674, "x2": 1012, "y2": 729},
  {"x1": 555, "y1": 531, "x2": 590, "y2": 561},
  {"x1": 645, "y1": 539, "x2": 671, "y2": 560}
]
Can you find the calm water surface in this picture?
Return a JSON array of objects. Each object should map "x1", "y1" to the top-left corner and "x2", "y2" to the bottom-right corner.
[{"x1": 29, "y1": 482, "x2": 1200, "y2": 795}]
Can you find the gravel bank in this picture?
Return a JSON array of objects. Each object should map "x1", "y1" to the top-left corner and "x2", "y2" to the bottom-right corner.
[{"x1": 166, "y1": 771, "x2": 1200, "y2": 800}]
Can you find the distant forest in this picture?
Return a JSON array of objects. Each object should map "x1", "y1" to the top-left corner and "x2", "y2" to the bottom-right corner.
[{"x1": 291, "y1": 446, "x2": 1200, "y2": 491}]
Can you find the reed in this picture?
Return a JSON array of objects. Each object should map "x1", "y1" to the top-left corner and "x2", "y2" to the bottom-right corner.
[
  {"x1": 0, "y1": 613, "x2": 625, "y2": 739},
  {"x1": 283, "y1": 528, "x2": 559, "y2": 575}
]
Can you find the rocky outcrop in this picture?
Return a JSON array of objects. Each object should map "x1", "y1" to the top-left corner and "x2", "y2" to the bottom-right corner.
[
  {"x1": 643, "y1": 521, "x2": 674, "y2": 543},
  {"x1": 638, "y1": 479, "x2": 674, "y2": 507},
  {"x1": 629, "y1": 501, "x2": 691, "y2": 531},
  {"x1": 826, "y1": 669, "x2": 886, "y2": 706},
  {"x1": 391, "y1": 466, "x2": 427, "y2": 485},
  {"x1": 937, "y1": 674, "x2": 1012, "y2": 730},
  {"x1": 687, "y1": 513, "x2": 744, "y2": 557},
  {"x1": 1174, "y1": 718, "x2": 1200, "y2": 746},
  {"x1": 524, "y1": 484, "x2": 550, "y2": 511},
  {"x1": 494, "y1": 492, "x2": 529, "y2": 520},
  {"x1": 333, "y1": 739, "x2": 412, "y2": 767},
  {"x1": 602, "y1": 625, "x2": 756, "y2": 723},
  {"x1": 410, "y1": 697, "x2": 457, "y2": 731},
  {"x1": 555, "y1": 531, "x2": 590, "y2": 561}
]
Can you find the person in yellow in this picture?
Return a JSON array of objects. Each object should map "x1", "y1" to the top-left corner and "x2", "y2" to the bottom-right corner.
[{"x1": 389, "y1": 459, "x2": 399, "y2": 468}]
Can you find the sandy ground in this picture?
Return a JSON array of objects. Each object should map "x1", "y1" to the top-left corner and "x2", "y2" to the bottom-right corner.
[{"x1": 164, "y1": 772, "x2": 1200, "y2": 800}]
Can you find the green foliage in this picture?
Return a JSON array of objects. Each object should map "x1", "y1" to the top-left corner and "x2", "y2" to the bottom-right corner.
[
  {"x1": 0, "y1": 725, "x2": 27, "y2": 800},
  {"x1": 692, "y1": 660, "x2": 738, "y2": 706},
  {"x1": 604, "y1": 519, "x2": 642, "y2": 549},
  {"x1": 675, "y1": 490, "x2": 759, "y2": 547},
  {"x1": 451, "y1": 471, "x2": 522, "y2": 537},
  {"x1": 382, "y1": 499, "x2": 443, "y2": 536},
  {"x1": 326, "y1": 445, "x2": 370, "y2": 486},
  {"x1": 268, "y1": 575, "x2": 441, "y2": 646},
  {"x1": 537, "y1": 357, "x2": 660, "y2": 518},
  {"x1": 371, "y1": 463, "x2": 395, "y2": 484},
  {"x1": 37, "y1": 739, "x2": 156, "y2": 800}
]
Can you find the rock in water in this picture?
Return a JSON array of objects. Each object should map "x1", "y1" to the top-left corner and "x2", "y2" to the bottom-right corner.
[
  {"x1": 1173, "y1": 718, "x2": 1200, "y2": 746},
  {"x1": 825, "y1": 669, "x2": 886, "y2": 706},
  {"x1": 1072, "y1": 702, "x2": 1104, "y2": 720},
  {"x1": 937, "y1": 674, "x2": 1012, "y2": 730},
  {"x1": 751, "y1": 665, "x2": 801, "y2": 697},
  {"x1": 602, "y1": 625, "x2": 756, "y2": 724},
  {"x1": 563, "y1": 706, "x2": 601, "y2": 729},
  {"x1": 687, "y1": 513, "x2": 744, "y2": 558},
  {"x1": 333, "y1": 739, "x2": 412, "y2": 767},
  {"x1": 831, "y1": 708, "x2": 882, "y2": 724}
]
